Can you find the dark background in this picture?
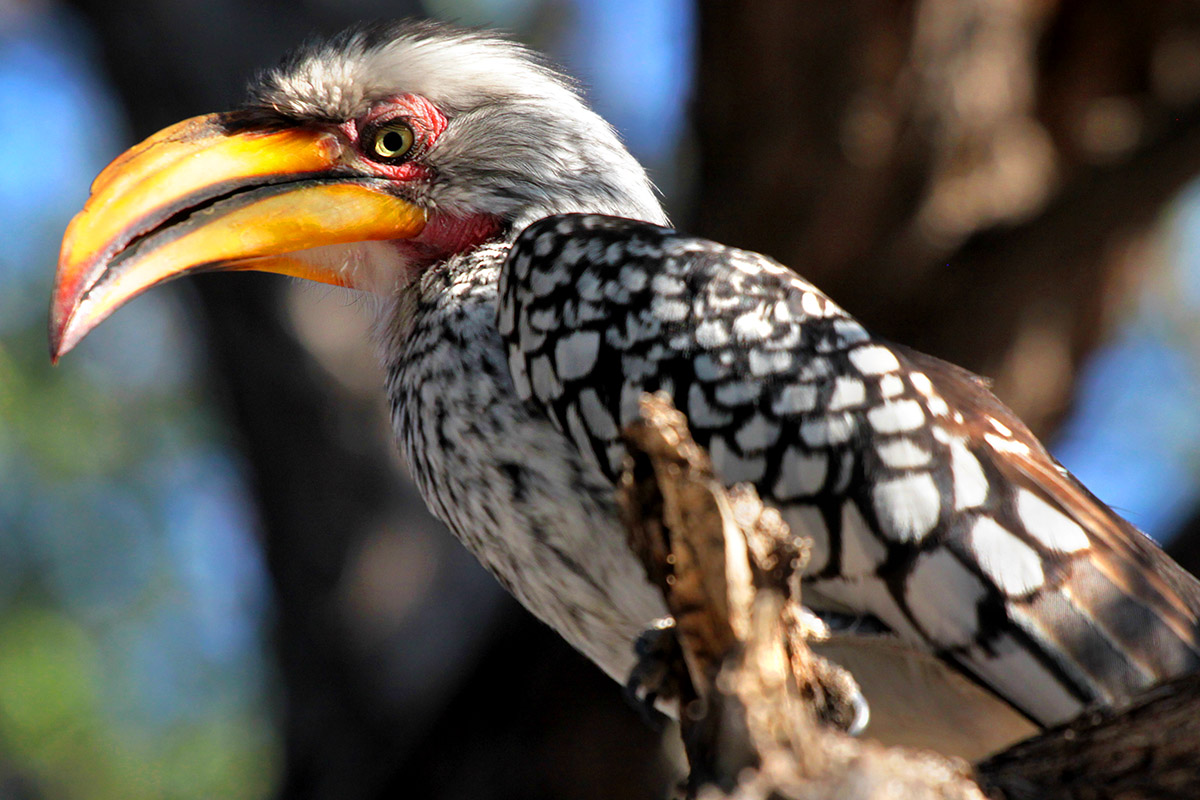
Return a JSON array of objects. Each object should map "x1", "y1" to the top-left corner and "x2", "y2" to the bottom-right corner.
[{"x1": 4, "y1": 1, "x2": 1200, "y2": 797}]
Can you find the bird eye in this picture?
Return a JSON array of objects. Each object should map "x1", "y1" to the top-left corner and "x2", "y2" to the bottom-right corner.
[{"x1": 369, "y1": 122, "x2": 415, "y2": 160}]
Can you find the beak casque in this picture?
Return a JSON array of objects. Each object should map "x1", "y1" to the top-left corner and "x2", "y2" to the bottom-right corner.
[{"x1": 50, "y1": 112, "x2": 427, "y2": 361}]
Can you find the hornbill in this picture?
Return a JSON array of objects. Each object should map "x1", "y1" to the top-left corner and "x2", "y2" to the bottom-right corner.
[{"x1": 51, "y1": 20, "x2": 1200, "y2": 760}]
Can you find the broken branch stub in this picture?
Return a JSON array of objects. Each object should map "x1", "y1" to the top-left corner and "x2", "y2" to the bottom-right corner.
[
  {"x1": 618, "y1": 393, "x2": 989, "y2": 799},
  {"x1": 618, "y1": 391, "x2": 1200, "y2": 799},
  {"x1": 619, "y1": 392, "x2": 758, "y2": 696}
]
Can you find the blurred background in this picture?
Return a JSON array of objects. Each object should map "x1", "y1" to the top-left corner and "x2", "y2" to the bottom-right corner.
[{"x1": 3, "y1": 0, "x2": 1200, "y2": 797}]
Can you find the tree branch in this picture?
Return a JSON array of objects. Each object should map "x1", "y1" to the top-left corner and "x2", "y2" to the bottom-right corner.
[
  {"x1": 619, "y1": 393, "x2": 986, "y2": 799},
  {"x1": 619, "y1": 392, "x2": 1200, "y2": 800}
]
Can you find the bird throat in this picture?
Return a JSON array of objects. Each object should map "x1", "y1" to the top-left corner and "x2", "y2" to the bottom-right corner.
[{"x1": 396, "y1": 211, "x2": 504, "y2": 271}]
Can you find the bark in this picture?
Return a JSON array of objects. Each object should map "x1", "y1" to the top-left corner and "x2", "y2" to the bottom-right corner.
[
  {"x1": 619, "y1": 393, "x2": 987, "y2": 799},
  {"x1": 978, "y1": 671, "x2": 1200, "y2": 800},
  {"x1": 620, "y1": 392, "x2": 1200, "y2": 800}
]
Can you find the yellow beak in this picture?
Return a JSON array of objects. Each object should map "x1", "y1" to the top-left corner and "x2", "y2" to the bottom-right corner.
[{"x1": 50, "y1": 112, "x2": 427, "y2": 360}]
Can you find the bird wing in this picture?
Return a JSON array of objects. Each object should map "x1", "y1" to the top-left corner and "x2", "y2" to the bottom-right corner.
[{"x1": 498, "y1": 213, "x2": 1200, "y2": 726}]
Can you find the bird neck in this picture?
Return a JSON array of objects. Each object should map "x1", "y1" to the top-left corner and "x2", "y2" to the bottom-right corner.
[
  {"x1": 376, "y1": 240, "x2": 510, "y2": 352},
  {"x1": 399, "y1": 211, "x2": 506, "y2": 270}
]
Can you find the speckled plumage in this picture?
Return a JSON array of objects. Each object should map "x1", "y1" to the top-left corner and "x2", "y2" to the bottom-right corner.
[
  {"x1": 249, "y1": 21, "x2": 1200, "y2": 760},
  {"x1": 499, "y1": 214, "x2": 1200, "y2": 730},
  {"x1": 380, "y1": 244, "x2": 665, "y2": 676}
]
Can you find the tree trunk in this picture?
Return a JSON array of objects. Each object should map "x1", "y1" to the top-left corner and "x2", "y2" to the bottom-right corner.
[{"x1": 693, "y1": 0, "x2": 1200, "y2": 434}]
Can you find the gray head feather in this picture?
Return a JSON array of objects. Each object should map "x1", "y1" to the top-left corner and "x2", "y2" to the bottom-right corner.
[{"x1": 249, "y1": 20, "x2": 667, "y2": 231}]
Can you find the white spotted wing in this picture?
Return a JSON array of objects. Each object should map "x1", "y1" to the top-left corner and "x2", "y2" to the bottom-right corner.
[{"x1": 498, "y1": 213, "x2": 1200, "y2": 728}]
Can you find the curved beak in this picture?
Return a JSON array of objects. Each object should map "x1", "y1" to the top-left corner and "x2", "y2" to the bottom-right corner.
[{"x1": 50, "y1": 112, "x2": 427, "y2": 361}]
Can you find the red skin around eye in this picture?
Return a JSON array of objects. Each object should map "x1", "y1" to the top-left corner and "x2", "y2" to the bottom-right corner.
[
  {"x1": 340, "y1": 94, "x2": 502, "y2": 268},
  {"x1": 339, "y1": 94, "x2": 448, "y2": 182}
]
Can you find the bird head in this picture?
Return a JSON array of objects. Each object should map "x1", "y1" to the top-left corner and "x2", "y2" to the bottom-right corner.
[{"x1": 50, "y1": 20, "x2": 664, "y2": 360}]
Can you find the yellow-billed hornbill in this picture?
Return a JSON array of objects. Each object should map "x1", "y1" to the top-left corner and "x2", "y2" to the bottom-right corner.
[{"x1": 51, "y1": 20, "x2": 1200, "y2": 760}]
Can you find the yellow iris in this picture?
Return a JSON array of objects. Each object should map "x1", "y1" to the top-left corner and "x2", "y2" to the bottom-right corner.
[{"x1": 371, "y1": 122, "x2": 415, "y2": 160}]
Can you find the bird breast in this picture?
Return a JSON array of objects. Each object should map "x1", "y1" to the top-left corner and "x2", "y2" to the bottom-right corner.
[{"x1": 380, "y1": 252, "x2": 667, "y2": 682}]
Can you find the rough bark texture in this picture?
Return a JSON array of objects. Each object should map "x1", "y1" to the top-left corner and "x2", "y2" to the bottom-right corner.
[
  {"x1": 977, "y1": 671, "x2": 1200, "y2": 800},
  {"x1": 620, "y1": 393, "x2": 988, "y2": 800},
  {"x1": 620, "y1": 393, "x2": 1200, "y2": 800}
]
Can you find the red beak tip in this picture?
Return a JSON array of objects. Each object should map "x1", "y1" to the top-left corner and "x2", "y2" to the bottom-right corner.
[
  {"x1": 48, "y1": 307, "x2": 74, "y2": 365},
  {"x1": 48, "y1": 334, "x2": 64, "y2": 365}
]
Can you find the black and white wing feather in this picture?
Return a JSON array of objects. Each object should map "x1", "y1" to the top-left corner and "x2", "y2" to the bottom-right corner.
[{"x1": 497, "y1": 213, "x2": 1200, "y2": 727}]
